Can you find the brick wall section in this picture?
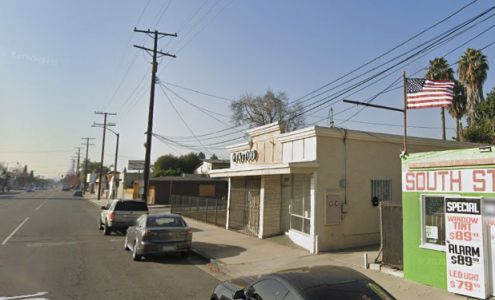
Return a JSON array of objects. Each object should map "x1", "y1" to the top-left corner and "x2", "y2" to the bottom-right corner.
[{"x1": 262, "y1": 175, "x2": 282, "y2": 237}]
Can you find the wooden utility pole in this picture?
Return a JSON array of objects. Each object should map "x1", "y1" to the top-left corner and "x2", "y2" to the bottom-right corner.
[
  {"x1": 94, "y1": 112, "x2": 116, "y2": 200},
  {"x1": 133, "y1": 27, "x2": 176, "y2": 202},
  {"x1": 81, "y1": 137, "x2": 95, "y2": 192}
]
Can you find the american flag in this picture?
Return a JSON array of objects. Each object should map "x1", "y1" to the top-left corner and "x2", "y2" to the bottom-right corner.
[{"x1": 406, "y1": 78, "x2": 454, "y2": 109}]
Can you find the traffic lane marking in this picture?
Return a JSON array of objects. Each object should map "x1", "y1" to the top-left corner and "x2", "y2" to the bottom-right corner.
[
  {"x1": 1, "y1": 217, "x2": 30, "y2": 246},
  {"x1": 26, "y1": 241, "x2": 78, "y2": 248},
  {"x1": 0, "y1": 291, "x2": 49, "y2": 299},
  {"x1": 35, "y1": 201, "x2": 47, "y2": 211}
]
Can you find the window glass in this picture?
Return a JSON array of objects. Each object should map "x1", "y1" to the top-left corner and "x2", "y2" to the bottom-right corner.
[
  {"x1": 138, "y1": 216, "x2": 147, "y2": 227},
  {"x1": 115, "y1": 201, "x2": 148, "y2": 211},
  {"x1": 250, "y1": 279, "x2": 288, "y2": 300},
  {"x1": 289, "y1": 174, "x2": 311, "y2": 234},
  {"x1": 304, "y1": 281, "x2": 394, "y2": 300},
  {"x1": 147, "y1": 216, "x2": 186, "y2": 227},
  {"x1": 423, "y1": 196, "x2": 445, "y2": 246}
]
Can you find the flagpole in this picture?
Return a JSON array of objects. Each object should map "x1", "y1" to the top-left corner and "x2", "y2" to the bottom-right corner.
[{"x1": 403, "y1": 71, "x2": 408, "y2": 154}]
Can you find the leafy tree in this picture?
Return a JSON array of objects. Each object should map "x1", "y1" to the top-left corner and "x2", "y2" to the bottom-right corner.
[
  {"x1": 463, "y1": 88, "x2": 495, "y2": 143},
  {"x1": 152, "y1": 153, "x2": 202, "y2": 177},
  {"x1": 230, "y1": 89, "x2": 305, "y2": 131},
  {"x1": 152, "y1": 155, "x2": 180, "y2": 177},
  {"x1": 210, "y1": 153, "x2": 218, "y2": 160},
  {"x1": 448, "y1": 80, "x2": 467, "y2": 141},
  {"x1": 81, "y1": 159, "x2": 110, "y2": 175},
  {"x1": 198, "y1": 152, "x2": 206, "y2": 160},
  {"x1": 425, "y1": 57, "x2": 454, "y2": 140},
  {"x1": 458, "y1": 48, "x2": 489, "y2": 126}
]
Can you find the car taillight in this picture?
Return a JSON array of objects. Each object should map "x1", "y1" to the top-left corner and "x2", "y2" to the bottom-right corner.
[
  {"x1": 108, "y1": 211, "x2": 115, "y2": 221},
  {"x1": 186, "y1": 228, "x2": 192, "y2": 236},
  {"x1": 143, "y1": 230, "x2": 158, "y2": 240}
]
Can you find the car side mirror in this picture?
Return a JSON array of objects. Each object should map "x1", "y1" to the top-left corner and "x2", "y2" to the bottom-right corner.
[
  {"x1": 101, "y1": 206, "x2": 106, "y2": 210},
  {"x1": 233, "y1": 289, "x2": 246, "y2": 299}
]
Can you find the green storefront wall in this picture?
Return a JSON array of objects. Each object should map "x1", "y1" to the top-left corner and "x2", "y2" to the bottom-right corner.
[
  {"x1": 403, "y1": 191, "x2": 448, "y2": 289},
  {"x1": 402, "y1": 148, "x2": 495, "y2": 290}
]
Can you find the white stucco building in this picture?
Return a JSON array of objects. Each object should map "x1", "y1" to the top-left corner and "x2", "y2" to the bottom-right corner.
[{"x1": 210, "y1": 122, "x2": 474, "y2": 253}]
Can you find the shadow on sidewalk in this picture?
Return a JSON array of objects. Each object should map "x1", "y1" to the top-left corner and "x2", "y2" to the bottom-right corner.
[{"x1": 192, "y1": 241, "x2": 246, "y2": 259}]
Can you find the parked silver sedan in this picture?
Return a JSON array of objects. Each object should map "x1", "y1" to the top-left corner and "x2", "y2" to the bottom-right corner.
[{"x1": 124, "y1": 213, "x2": 192, "y2": 261}]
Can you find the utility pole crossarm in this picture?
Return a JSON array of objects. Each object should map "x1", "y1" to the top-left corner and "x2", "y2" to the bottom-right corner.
[
  {"x1": 133, "y1": 45, "x2": 176, "y2": 58},
  {"x1": 343, "y1": 99, "x2": 405, "y2": 113},
  {"x1": 133, "y1": 27, "x2": 177, "y2": 37}
]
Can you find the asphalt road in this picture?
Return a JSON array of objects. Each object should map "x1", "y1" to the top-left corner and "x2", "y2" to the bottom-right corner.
[{"x1": 0, "y1": 190, "x2": 219, "y2": 299}]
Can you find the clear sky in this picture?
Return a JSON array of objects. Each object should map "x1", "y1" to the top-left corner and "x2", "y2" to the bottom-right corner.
[{"x1": 0, "y1": 0, "x2": 493, "y2": 178}]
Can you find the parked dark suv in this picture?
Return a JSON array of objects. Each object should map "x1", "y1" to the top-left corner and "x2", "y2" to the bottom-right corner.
[{"x1": 99, "y1": 199, "x2": 149, "y2": 235}]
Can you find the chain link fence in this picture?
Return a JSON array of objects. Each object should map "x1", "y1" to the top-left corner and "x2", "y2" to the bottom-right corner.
[{"x1": 170, "y1": 195, "x2": 227, "y2": 227}]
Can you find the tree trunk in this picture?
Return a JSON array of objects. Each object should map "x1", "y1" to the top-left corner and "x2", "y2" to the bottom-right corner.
[
  {"x1": 441, "y1": 108, "x2": 446, "y2": 140},
  {"x1": 457, "y1": 119, "x2": 464, "y2": 142}
]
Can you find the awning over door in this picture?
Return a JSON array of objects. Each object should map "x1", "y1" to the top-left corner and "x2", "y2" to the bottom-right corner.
[{"x1": 209, "y1": 161, "x2": 318, "y2": 178}]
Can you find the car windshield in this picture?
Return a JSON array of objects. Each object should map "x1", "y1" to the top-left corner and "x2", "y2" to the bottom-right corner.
[
  {"x1": 146, "y1": 216, "x2": 186, "y2": 228},
  {"x1": 303, "y1": 281, "x2": 394, "y2": 300}
]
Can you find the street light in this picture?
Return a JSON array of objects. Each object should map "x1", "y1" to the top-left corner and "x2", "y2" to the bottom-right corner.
[{"x1": 92, "y1": 124, "x2": 120, "y2": 199}]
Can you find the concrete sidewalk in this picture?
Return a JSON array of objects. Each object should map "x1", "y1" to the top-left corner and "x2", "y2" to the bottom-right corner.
[
  {"x1": 180, "y1": 217, "x2": 462, "y2": 300},
  {"x1": 86, "y1": 196, "x2": 461, "y2": 299}
]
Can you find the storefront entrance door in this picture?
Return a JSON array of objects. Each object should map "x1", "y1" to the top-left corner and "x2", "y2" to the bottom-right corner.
[{"x1": 229, "y1": 177, "x2": 260, "y2": 236}]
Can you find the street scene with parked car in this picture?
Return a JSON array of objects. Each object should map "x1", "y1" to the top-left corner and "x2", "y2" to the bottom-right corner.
[{"x1": 2, "y1": 1, "x2": 495, "y2": 299}]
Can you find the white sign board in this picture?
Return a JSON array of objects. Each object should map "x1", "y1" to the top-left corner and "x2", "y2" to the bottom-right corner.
[
  {"x1": 445, "y1": 197, "x2": 487, "y2": 299},
  {"x1": 402, "y1": 169, "x2": 495, "y2": 193},
  {"x1": 482, "y1": 199, "x2": 495, "y2": 297},
  {"x1": 128, "y1": 160, "x2": 145, "y2": 171}
]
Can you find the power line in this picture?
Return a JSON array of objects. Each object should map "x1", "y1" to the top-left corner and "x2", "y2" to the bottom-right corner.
[
  {"x1": 289, "y1": 6, "x2": 495, "y2": 120},
  {"x1": 160, "y1": 87, "x2": 212, "y2": 155},
  {"x1": 291, "y1": 0, "x2": 480, "y2": 105},
  {"x1": 161, "y1": 81, "x2": 234, "y2": 102}
]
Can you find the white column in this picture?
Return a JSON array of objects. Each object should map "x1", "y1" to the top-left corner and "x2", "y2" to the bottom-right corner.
[
  {"x1": 226, "y1": 177, "x2": 231, "y2": 230},
  {"x1": 258, "y1": 176, "x2": 265, "y2": 239},
  {"x1": 310, "y1": 171, "x2": 317, "y2": 253}
]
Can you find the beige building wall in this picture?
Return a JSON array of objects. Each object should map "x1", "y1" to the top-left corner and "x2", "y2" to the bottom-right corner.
[{"x1": 313, "y1": 128, "x2": 477, "y2": 251}]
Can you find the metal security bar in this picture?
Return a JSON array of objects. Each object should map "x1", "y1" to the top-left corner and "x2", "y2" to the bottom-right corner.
[{"x1": 170, "y1": 195, "x2": 227, "y2": 227}]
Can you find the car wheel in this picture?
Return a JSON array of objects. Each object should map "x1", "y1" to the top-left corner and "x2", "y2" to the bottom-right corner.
[
  {"x1": 98, "y1": 220, "x2": 103, "y2": 230},
  {"x1": 124, "y1": 236, "x2": 129, "y2": 251},
  {"x1": 180, "y1": 250, "x2": 190, "y2": 259},
  {"x1": 132, "y1": 240, "x2": 142, "y2": 261},
  {"x1": 103, "y1": 223, "x2": 111, "y2": 236}
]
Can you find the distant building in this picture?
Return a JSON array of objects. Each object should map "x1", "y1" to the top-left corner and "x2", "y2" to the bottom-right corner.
[
  {"x1": 194, "y1": 159, "x2": 230, "y2": 176},
  {"x1": 145, "y1": 176, "x2": 228, "y2": 205}
]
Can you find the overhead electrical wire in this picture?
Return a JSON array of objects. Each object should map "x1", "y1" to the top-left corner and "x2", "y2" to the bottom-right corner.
[
  {"x1": 161, "y1": 81, "x2": 234, "y2": 102},
  {"x1": 153, "y1": 3, "x2": 493, "y2": 147},
  {"x1": 159, "y1": 86, "x2": 212, "y2": 155},
  {"x1": 290, "y1": 0, "x2": 480, "y2": 105},
  {"x1": 287, "y1": 6, "x2": 495, "y2": 121}
]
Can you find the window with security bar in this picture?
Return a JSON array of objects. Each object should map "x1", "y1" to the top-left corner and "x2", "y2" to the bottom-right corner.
[{"x1": 371, "y1": 179, "x2": 392, "y2": 202}]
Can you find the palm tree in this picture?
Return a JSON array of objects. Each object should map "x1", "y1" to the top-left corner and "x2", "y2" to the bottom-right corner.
[
  {"x1": 447, "y1": 80, "x2": 467, "y2": 141},
  {"x1": 458, "y1": 48, "x2": 489, "y2": 126},
  {"x1": 426, "y1": 57, "x2": 454, "y2": 140}
]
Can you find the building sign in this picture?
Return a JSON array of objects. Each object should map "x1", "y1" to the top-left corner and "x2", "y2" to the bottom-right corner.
[
  {"x1": 445, "y1": 197, "x2": 487, "y2": 299},
  {"x1": 483, "y1": 199, "x2": 495, "y2": 296},
  {"x1": 128, "y1": 160, "x2": 145, "y2": 171},
  {"x1": 232, "y1": 150, "x2": 257, "y2": 163},
  {"x1": 402, "y1": 169, "x2": 495, "y2": 193}
]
